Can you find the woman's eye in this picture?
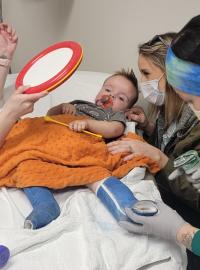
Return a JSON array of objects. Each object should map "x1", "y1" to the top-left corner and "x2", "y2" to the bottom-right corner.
[
  {"x1": 105, "y1": 88, "x2": 111, "y2": 92},
  {"x1": 143, "y1": 71, "x2": 149, "y2": 76}
]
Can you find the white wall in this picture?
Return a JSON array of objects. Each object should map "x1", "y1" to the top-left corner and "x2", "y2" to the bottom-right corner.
[
  {"x1": 3, "y1": 0, "x2": 200, "y2": 77},
  {"x1": 3, "y1": 0, "x2": 74, "y2": 72}
]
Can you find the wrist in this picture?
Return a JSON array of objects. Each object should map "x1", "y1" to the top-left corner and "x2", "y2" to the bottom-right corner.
[
  {"x1": 139, "y1": 119, "x2": 149, "y2": 130},
  {"x1": 177, "y1": 223, "x2": 198, "y2": 251},
  {"x1": 152, "y1": 149, "x2": 168, "y2": 169},
  {"x1": 1, "y1": 107, "x2": 19, "y2": 123},
  {"x1": 144, "y1": 121, "x2": 155, "y2": 135},
  {"x1": 0, "y1": 55, "x2": 11, "y2": 68},
  {"x1": 159, "y1": 152, "x2": 169, "y2": 169},
  {"x1": 85, "y1": 118, "x2": 91, "y2": 129}
]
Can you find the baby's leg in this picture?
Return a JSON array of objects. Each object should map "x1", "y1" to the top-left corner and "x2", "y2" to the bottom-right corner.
[
  {"x1": 87, "y1": 177, "x2": 138, "y2": 222},
  {"x1": 87, "y1": 181, "x2": 100, "y2": 193},
  {"x1": 23, "y1": 187, "x2": 60, "y2": 229}
]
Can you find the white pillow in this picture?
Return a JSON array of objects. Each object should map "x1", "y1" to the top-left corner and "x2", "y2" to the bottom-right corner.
[
  {"x1": 50, "y1": 70, "x2": 110, "y2": 107},
  {"x1": 3, "y1": 71, "x2": 110, "y2": 117},
  {"x1": 2, "y1": 70, "x2": 146, "y2": 123}
]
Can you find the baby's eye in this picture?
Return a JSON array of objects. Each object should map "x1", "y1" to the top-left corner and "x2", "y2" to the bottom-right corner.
[
  {"x1": 119, "y1": 96, "x2": 125, "y2": 102},
  {"x1": 105, "y1": 88, "x2": 111, "y2": 92}
]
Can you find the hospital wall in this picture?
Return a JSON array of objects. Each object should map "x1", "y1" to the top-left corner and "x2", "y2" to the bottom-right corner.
[{"x1": 3, "y1": 0, "x2": 200, "y2": 76}]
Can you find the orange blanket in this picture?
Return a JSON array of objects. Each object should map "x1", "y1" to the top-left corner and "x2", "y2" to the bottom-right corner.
[{"x1": 0, "y1": 114, "x2": 160, "y2": 189}]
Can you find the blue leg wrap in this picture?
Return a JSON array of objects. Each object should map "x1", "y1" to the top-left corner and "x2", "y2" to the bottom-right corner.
[
  {"x1": 23, "y1": 187, "x2": 60, "y2": 229},
  {"x1": 97, "y1": 177, "x2": 138, "y2": 222}
]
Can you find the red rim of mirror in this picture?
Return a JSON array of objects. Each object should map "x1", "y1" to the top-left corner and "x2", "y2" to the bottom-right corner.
[{"x1": 15, "y1": 41, "x2": 83, "y2": 94}]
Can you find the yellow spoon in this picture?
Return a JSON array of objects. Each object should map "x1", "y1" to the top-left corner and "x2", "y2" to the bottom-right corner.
[{"x1": 44, "y1": 115, "x2": 102, "y2": 138}]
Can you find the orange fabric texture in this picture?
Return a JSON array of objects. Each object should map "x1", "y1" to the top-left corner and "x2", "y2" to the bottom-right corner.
[{"x1": 0, "y1": 114, "x2": 160, "y2": 189}]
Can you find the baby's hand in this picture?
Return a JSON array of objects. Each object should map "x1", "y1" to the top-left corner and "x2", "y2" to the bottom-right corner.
[
  {"x1": 62, "y1": 103, "x2": 76, "y2": 115},
  {"x1": 69, "y1": 120, "x2": 88, "y2": 132},
  {"x1": 125, "y1": 106, "x2": 148, "y2": 129}
]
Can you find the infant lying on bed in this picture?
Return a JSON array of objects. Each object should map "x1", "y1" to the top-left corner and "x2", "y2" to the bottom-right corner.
[{"x1": 0, "y1": 69, "x2": 159, "y2": 229}]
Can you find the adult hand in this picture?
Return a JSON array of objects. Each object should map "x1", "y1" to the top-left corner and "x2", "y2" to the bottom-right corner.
[
  {"x1": 119, "y1": 200, "x2": 186, "y2": 242},
  {"x1": 125, "y1": 106, "x2": 148, "y2": 129},
  {"x1": 0, "y1": 23, "x2": 18, "y2": 59},
  {"x1": 61, "y1": 103, "x2": 76, "y2": 115},
  {"x1": 169, "y1": 166, "x2": 200, "y2": 193},
  {"x1": 3, "y1": 86, "x2": 48, "y2": 120},
  {"x1": 107, "y1": 138, "x2": 168, "y2": 168},
  {"x1": 186, "y1": 167, "x2": 200, "y2": 193},
  {"x1": 168, "y1": 167, "x2": 184, "y2": 181}
]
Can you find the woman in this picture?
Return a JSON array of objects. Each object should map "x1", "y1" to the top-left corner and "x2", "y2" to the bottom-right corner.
[
  {"x1": 110, "y1": 31, "x2": 200, "y2": 211},
  {"x1": 0, "y1": 23, "x2": 48, "y2": 268},
  {"x1": 107, "y1": 20, "x2": 200, "y2": 258},
  {"x1": 0, "y1": 23, "x2": 47, "y2": 146}
]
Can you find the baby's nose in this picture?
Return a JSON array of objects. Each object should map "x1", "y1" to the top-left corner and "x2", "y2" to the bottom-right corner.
[{"x1": 110, "y1": 94, "x2": 116, "y2": 99}]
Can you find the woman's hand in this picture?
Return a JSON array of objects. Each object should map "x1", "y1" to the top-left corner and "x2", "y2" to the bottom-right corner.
[
  {"x1": 186, "y1": 168, "x2": 200, "y2": 193},
  {"x1": 107, "y1": 138, "x2": 168, "y2": 168},
  {"x1": 3, "y1": 86, "x2": 48, "y2": 120},
  {"x1": 0, "y1": 23, "x2": 18, "y2": 59},
  {"x1": 0, "y1": 86, "x2": 48, "y2": 148}
]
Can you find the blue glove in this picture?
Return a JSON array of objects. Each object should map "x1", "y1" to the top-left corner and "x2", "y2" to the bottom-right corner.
[{"x1": 96, "y1": 177, "x2": 138, "y2": 222}]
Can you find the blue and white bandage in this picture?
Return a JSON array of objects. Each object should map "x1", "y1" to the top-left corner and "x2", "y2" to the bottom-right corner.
[
  {"x1": 96, "y1": 177, "x2": 138, "y2": 222},
  {"x1": 23, "y1": 187, "x2": 60, "y2": 229},
  {"x1": 166, "y1": 47, "x2": 200, "y2": 96}
]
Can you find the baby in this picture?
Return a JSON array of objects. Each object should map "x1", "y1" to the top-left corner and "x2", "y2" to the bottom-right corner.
[
  {"x1": 21, "y1": 69, "x2": 140, "y2": 229},
  {"x1": 1, "y1": 69, "x2": 153, "y2": 230}
]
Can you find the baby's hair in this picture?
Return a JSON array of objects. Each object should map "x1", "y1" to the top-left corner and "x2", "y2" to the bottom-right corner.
[{"x1": 107, "y1": 69, "x2": 139, "y2": 107}]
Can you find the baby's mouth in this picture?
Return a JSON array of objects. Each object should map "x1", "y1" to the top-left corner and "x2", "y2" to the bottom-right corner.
[{"x1": 96, "y1": 95, "x2": 113, "y2": 108}]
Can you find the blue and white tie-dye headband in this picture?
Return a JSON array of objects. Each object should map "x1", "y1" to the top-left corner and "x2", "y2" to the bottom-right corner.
[{"x1": 166, "y1": 47, "x2": 200, "y2": 96}]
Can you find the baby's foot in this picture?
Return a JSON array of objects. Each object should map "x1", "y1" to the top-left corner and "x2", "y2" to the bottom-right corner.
[{"x1": 24, "y1": 202, "x2": 60, "y2": 229}]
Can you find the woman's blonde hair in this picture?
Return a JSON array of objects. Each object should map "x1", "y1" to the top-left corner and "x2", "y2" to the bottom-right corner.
[{"x1": 139, "y1": 32, "x2": 184, "y2": 129}]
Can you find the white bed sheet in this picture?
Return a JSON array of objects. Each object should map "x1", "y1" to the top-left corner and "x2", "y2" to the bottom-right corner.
[
  {"x1": 0, "y1": 72, "x2": 187, "y2": 269},
  {"x1": 0, "y1": 168, "x2": 187, "y2": 270}
]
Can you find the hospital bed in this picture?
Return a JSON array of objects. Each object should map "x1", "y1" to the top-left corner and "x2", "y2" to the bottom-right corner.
[{"x1": 0, "y1": 71, "x2": 187, "y2": 269}]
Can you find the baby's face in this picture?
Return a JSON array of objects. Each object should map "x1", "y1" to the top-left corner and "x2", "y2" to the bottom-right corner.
[{"x1": 95, "y1": 75, "x2": 136, "y2": 112}]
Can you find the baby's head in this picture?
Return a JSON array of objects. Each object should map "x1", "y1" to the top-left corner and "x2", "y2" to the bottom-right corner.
[{"x1": 95, "y1": 69, "x2": 138, "y2": 112}]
